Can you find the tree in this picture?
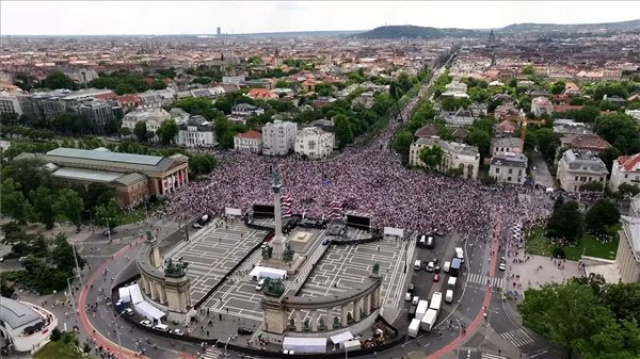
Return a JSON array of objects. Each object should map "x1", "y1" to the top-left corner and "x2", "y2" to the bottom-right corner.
[
  {"x1": 518, "y1": 282, "x2": 622, "y2": 359},
  {"x1": 133, "y1": 122, "x2": 148, "y2": 142},
  {"x1": 467, "y1": 129, "x2": 491, "y2": 160},
  {"x1": 0, "y1": 179, "x2": 32, "y2": 224},
  {"x1": 585, "y1": 199, "x2": 620, "y2": 235},
  {"x1": 598, "y1": 147, "x2": 621, "y2": 173},
  {"x1": 51, "y1": 233, "x2": 85, "y2": 274},
  {"x1": 553, "y1": 195, "x2": 565, "y2": 211},
  {"x1": 546, "y1": 200, "x2": 583, "y2": 243},
  {"x1": 1, "y1": 158, "x2": 51, "y2": 196},
  {"x1": 521, "y1": 65, "x2": 536, "y2": 75},
  {"x1": 29, "y1": 187, "x2": 57, "y2": 229},
  {"x1": 157, "y1": 119, "x2": 179, "y2": 145},
  {"x1": 594, "y1": 113, "x2": 640, "y2": 155},
  {"x1": 119, "y1": 126, "x2": 132, "y2": 139},
  {"x1": 580, "y1": 181, "x2": 604, "y2": 193},
  {"x1": 189, "y1": 153, "x2": 217, "y2": 176},
  {"x1": 334, "y1": 115, "x2": 354, "y2": 149},
  {"x1": 39, "y1": 70, "x2": 77, "y2": 90},
  {"x1": 419, "y1": 145, "x2": 445, "y2": 172},
  {"x1": 599, "y1": 283, "x2": 640, "y2": 324},
  {"x1": 53, "y1": 189, "x2": 84, "y2": 228},
  {"x1": 392, "y1": 130, "x2": 414, "y2": 163},
  {"x1": 95, "y1": 197, "x2": 121, "y2": 230},
  {"x1": 274, "y1": 80, "x2": 291, "y2": 89},
  {"x1": 618, "y1": 183, "x2": 640, "y2": 197},
  {"x1": 551, "y1": 81, "x2": 566, "y2": 95}
]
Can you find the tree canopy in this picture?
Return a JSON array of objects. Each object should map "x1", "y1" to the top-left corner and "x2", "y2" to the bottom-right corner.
[
  {"x1": 585, "y1": 199, "x2": 620, "y2": 236},
  {"x1": 419, "y1": 145, "x2": 445, "y2": 171},
  {"x1": 594, "y1": 113, "x2": 640, "y2": 155},
  {"x1": 38, "y1": 71, "x2": 78, "y2": 90},
  {"x1": 546, "y1": 200, "x2": 583, "y2": 243}
]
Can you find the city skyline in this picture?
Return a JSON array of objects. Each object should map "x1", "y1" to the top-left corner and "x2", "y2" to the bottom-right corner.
[{"x1": 1, "y1": 1, "x2": 639, "y2": 36}]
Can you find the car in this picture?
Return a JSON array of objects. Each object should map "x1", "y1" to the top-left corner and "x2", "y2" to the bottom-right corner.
[
  {"x1": 411, "y1": 296, "x2": 420, "y2": 305},
  {"x1": 322, "y1": 238, "x2": 331, "y2": 246},
  {"x1": 405, "y1": 292, "x2": 412, "y2": 301},
  {"x1": 499, "y1": 262, "x2": 506, "y2": 271},
  {"x1": 193, "y1": 223, "x2": 203, "y2": 229},
  {"x1": 122, "y1": 308, "x2": 134, "y2": 316},
  {"x1": 238, "y1": 327, "x2": 253, "y2": 335},
  {"x1": 434, "y1": 265, "x2": 441, "y2": 273},
  {"x1": 433, "y1": 274, "x2": 441, "y2": 282},
  {"x1": 407, "y1": 283, "x2": 415, "y2": 293},
  {"x1": 152, "y1": 324, "x2": 169, "y2": 332},
  {"x1": 256, "y1": 278, "x2": 266, "y2": 291},
  {"x1": 140, "y1": 320, "x2": 153, "y2": 328},
  {"x1": 103, "y1": 228, "x2": 118, "y2": 236},
  {"x1": 18, "y1": 256, "x2": 28, "y2": 262},
  {"x1": 0, "y1": 257, "x2": 3, "y2": 262},
  {"x1": 171, "y1": 328, "x2": 185, "y2": 336},
  {"x1": 426, "y1": 262, "x2": 434, "y2": 272},
  {"x1": 432, "y1": 258, "x2": 439, "y2": 265}
]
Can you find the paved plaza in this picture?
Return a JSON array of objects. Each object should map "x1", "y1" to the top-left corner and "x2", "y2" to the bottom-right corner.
[{"x1": 508, "y1": 253, "x2": 584, "y2": 293}]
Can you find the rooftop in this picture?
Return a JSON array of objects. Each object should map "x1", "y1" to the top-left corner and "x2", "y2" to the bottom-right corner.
[
  {"x1": 491, "y1": 152, "x2": 528, "y2": 168},
  {"x1": 47, "y1": 148, "x2": 163, "y2": 166},
  {"x1": 0, "y1": 296, "x2": 42, "y2": 329}
]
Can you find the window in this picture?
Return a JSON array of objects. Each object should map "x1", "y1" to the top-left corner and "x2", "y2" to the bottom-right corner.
[
  {"x1": 508, "y1": 169, "x2": 513, "y2": 174},
  {"x1": 495, "y1": 168, "x2": 500, "y2": 174},
  {"x1": 575, "y1": 176, "x2": 579, "y2": 181},
  {"x1": 518, "y1": 170, "x2": 522, "y2": 176},
  {"x1": 508, "y1": 176, "x2": 512, "y2": 182},
  {"x1": 580, "y1": 177, "x2": 587, "y2": 182}
]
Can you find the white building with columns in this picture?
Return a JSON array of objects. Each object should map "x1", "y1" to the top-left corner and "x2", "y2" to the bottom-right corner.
[
  {"x1": 294, "y1": 126, "x2": 335, "y2": 159},
  {"x1": 409, "y1": 136, "x2": 480, "y2": 180},
  {"x1": 262, "y1": 120, "x2": 298, "y2": 156}
]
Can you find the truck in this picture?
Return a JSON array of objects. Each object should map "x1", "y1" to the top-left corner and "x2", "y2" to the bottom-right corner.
[
  {"x1": 408, "y1": 318, "x2": 421, "y2": 338},
  {"x1": 445, "y1": 289, "x2": 454, "y2": 303},
  {"x1": 249, "y1": 266, "x2": 287, "y2": 281},
  {"x1": 420, "y1": 309, "x2": 438, "y2": 332},
  {"x1": 450, "y1": 258, "x2": 462, "y2": 277},
  {"x1": 415, "y1": 299, "x2": 429, "y2": 320},
  {"x1": 430, "y1": 292, "x2": 443, "y2": 312}
]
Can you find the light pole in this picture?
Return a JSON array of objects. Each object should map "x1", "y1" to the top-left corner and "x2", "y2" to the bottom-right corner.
[
  {"x1": 66, "y1": 276, "x2": 77, "y2": 313},
  {"x1": 224, "y1": 335, "x2": 231, "y2": 357},
  {"x1": 71, "y1": 243, "x2": 81, "y2": 281},
  {"x1": 143, "y1": 195, "x2": 149, "y2": 223}
]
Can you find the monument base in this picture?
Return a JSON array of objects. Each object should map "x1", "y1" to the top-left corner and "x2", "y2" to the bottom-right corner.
[{"x1": 260, "y1": 253, "x2": 305, "y2": 276}]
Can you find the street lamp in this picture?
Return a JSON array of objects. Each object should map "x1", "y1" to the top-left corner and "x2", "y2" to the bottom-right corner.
[
  {"x1": 112, "y1": 311, "x2": 126, "y2": 359},
  {"x1": 224, "y1": 335, "x2": 231, "y2": 357},
  {"x1": 66, "y1": 276, "x2": 77, "y2": 313},
  {"x1": 71, "y1": 243, "x2": 81, "y2": 281}
]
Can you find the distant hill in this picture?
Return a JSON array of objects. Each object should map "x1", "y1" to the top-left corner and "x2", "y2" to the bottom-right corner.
[
  {"x1": 233, "y1": 30, "x2": 363, "y2": 38},
  {"x1": 499, "y1": 19, "x2": 640, "y2": 33},
  {"x1": 353, "y1": 19, "x2": 640, "y2": 39},
  {"x1": 353, "y1": 25, "x2": 479, "y2": 40}
]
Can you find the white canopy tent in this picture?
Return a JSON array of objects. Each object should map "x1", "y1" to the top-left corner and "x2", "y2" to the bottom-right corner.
[{"x1": 330, "y1": 331, "x2": 354, "y2": 347}]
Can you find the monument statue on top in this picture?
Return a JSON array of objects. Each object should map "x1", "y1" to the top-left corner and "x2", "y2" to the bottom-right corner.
[{"x1": 271, "y1": 165, "x2": 287, "y2": 261}]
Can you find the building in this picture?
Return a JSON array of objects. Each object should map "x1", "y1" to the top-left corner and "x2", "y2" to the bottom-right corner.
[
  {"x1": 491, "y1": 137, "x2": 523, "y2": 156},
  {"x1": 556, "y1": 149, "x2": 609, "y2": 193},
  {"x1": 615, "y1": 216, "x2": 640, "y2": 283},
  {"x1": 115, "y1": 95, "x2": 143, "y2": 113},
  {"x1": 490, "y1": 152, "x2": 528, "y2": 184},
  {"x1": 626, "y1": 109, "x2": 640, "y2": 122},
  {"x1": 0, "y1": 92, "x2": 22, "y2": 115},
  {"x1": 231, "y1": 103, "x2": 265, "y2": 117},
  {"x1": 294, "y1": 126, "x2": 335, "y2": 159},
  {"x1": 234, "y1": 130, "x2": 263, "y2": 153},
  {"x1": 531, "y1": 96, "x2": 554, "y2": 117},
  {"x1": 560, "y1": 133, "x2": 612, "y2": 154},
  {"x1": 222, "y1": 76, "x2": 245, "y2": 85},
  {"x1": 17, "y1": 147, "x2": 189, "y2": 206},
  {"x1": 177, "y1": 115, "x2": 216, "y2": 148},
  {"x1": 441, "y1": 81, "x2": 468, "y2": 97},
  {"x1": 122, "y1": 108, "x2": 172, "y2": 140},
  {"x1": 609, "y1": 153, "x2": 640, "y2": 192},
  {"x1": 76, "y1": 100, "x2": 117, "y2": 133},
  {"x1": 60, "y1": 67, "x2": 99, "y2": 84},
  {"x1": 262, "y1": 120, "x2": 297, "y2": 156},
  {"x1": 409, "y1": 137, "x2": 480, "y2": 180},
  {"x1": 441, "y1": 108, "x2": 476, "y2": 128},
  {"x1": 0, "y1": 297, "x2": 55, "y2": 353}
]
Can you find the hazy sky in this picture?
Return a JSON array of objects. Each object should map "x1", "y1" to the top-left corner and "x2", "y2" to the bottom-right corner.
[{"x1": 2, "y1": 1, "x2": 639, "y2": 35}]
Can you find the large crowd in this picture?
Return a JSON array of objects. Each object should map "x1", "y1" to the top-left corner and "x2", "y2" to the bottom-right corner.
[{"x1": 166, "y1": 93, "x2": 549, "y2": 236}]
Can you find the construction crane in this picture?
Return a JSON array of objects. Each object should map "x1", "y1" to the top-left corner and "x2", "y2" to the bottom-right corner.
[{"x1": 514, "y1": 116, "x2": 546, "y2": 151}]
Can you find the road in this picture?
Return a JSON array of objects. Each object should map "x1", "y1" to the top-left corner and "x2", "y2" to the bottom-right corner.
[{"x1": 530, "y1": 151, "x2": 555, "y2": 189}]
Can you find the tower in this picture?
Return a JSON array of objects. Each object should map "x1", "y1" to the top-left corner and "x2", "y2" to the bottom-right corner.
[
  {"x1": 488, "y1": 29, "x2": 496, "y2": 45},
  {"x1": 271, "y1": 166, "x2": 287, "y2": 261},
  {"x1": 217, "y1": 27, "x2": 221, "y2": 36}
]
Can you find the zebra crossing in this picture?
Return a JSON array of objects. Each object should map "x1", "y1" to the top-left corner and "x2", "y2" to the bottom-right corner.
[
  {"x1": 463, "y1": 349, "x2": 507, "y2": 359},
  {"x1": 481, "y1": 354, "x2": 507, "y2": 359},
  {"x1": 198, "y1": 350, "x2": 220, "y2": 359},
  {"x1": 500, "y1": 328, "x2": 535, "y2": 347},
  {"x1": 466, "y1": 273, "x2": 504, "y2": 288}
]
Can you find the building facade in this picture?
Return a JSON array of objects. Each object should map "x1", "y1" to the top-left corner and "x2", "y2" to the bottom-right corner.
[
  {"x1": 294, "y1": 126, "x2": 335, "y2": 159},
  {"x1": 234, "y1": 130, "x2": 263, "y2": 153},
  {"x1": 0, "y1": 92, "x2": 22, "y2": 115},
  {"x1": 556, "y1": 149, "x2": 609, "y2": 193},
  {"x1": 77, "y1": 100, "x2": 116, "y2": 133},
  {"x1": 177, "y1": 115, "x2": 216, "y2": 148},
  {"x1": 531, "y1": 96, "x2": 554, "y2": 117},
  {"x1": 490, "y1": 152, "x2": 528, "y2": 184},
  {"x1": 262, "y1": 120, "x2": 297, "y2": 156},
  {"x1": 491, "y1": 136, "x2": 523, "y2": 156},
  {"x1": 409, "y1": 137, "x2": 480, "y2": 180},
  {"x1": 616, "y1": 216, "x2": 640, "y2": 283},
  {"x1": 609, "y1": 153, "x2": 640, "y2": 192}
]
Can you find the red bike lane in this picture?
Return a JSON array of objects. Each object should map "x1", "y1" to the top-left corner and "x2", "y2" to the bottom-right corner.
[{"x1": 425, "y1": 213, "x2": 503, "y2": 359}]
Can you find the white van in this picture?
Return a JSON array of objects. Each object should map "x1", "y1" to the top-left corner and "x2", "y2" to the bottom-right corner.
[
  {"x1": 414, "y1": 260, "x2": 422, "y2": 271},
  {"x1": 256, "y1": 278, "x2": 266, "y2": 291},
  {"x1": 445, "y1": 290, "x2": 454, "y2": 303},
  {"x1": 419, "y1": 235, "x2": 426, "y2": 247},
  {"x1": 444, "y1": 260, "x2": 451, "y2": 273},
  {"x1": 152, "y1": 323, "x2": 169, "y2": 332},
  {"x1": 454, "y1": 247, "x2": 464, "y2": 263}
]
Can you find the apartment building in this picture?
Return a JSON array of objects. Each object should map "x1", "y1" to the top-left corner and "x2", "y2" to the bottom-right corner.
[
  {"x1": 234, "y1": 130, "x2": 263, "y2": 153},
  {"x1": 490, "y1": 152, "x2": 528, "y2": 184},
  {"x1": 294, "y1": 126, "x2": 335, "y2": 159},
  {"x1": 409, "y1": 136, "x2": 480, "y2": 180},
  {"x1": 262, "y1": 120, "x2": 297, "y2": 156},
  {"x1": 0, "y1": 92, "x2": 22, "y2": 115},
  {"x1": 177, "y1": 115, "x2": 216, "y2": 148},
  {"x1": 556, "y1": 149, "x2": 609, "y2": 193},
  {"x1": 609, "y1": 153, "x2": 640, "y2": 192}
]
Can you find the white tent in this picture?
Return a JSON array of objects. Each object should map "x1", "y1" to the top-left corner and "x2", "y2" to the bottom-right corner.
[
  {"x1": 134, "y1": 301, "x2": 165, "y2": 322},
  {"x1": 330, "y1": 331, "x2": 354, "y2": 347},
  {"x1": 283, "y1": 337, "x2": 326, "y2": 353},
  {"x1": 128, "y1": 284, "x2": 144, "y2": 304},
  {"x1": 118, "y1": 287, "x2": 131, "y2": 303}
]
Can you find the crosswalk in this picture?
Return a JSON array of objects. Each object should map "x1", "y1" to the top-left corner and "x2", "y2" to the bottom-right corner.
[
  {"x1": 481, "y1": 354, "x2": 507, "y2": 359},
  {"x1": 463, "y1": 349, "x2": 507, "y2": 359},
  {"x1": 466, "y1": 273, "x2": 504, "y2": 288},
  {"x1": 500, "y1": 328, "x2": 535, "y2": 347},
  {"x1": 198, "y1": 351, "x2": 220, "y2": 359}
]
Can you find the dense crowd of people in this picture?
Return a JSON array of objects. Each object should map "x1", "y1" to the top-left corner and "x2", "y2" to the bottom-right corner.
[{"x1": 166, "y1": 93, "x2": 548, "y2": 236}]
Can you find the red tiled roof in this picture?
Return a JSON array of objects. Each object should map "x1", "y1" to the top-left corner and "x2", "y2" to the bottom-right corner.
[
  {"x1": 554, "y1": 104, "x2": 584, "y2": 113},
  {"x1": 94, "y1": 92, "x2": 117, "y2": 100},
  {"x1": 248, "y1": 88, "x2": 274, "y2": 99},
  {"x1": 496, "y1": 119, "x2": 517, "y2": 133},
  {"x1": 115, "y1": 95, "x2": 141, "y2": 102},
  {"x1": 617, "y1": 154, "x2": 640, "y2": 172},
  {"x1": 235, "y1": 130, "x2": 262, "y2": 140},
  {"x1": 562, "y1": 133, "x2": 611, "y2": 151},
  {"x1": 414, "y1": 124, "x2": 439, "y2": 138}
]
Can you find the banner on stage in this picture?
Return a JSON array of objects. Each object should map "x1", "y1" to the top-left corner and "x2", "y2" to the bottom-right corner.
[
  {"x1": 225, "y1": 207, "x2": 242, "y2": 216},
  {"x1": 384, "y1": 227, "x2": 404, "y2": 237}
]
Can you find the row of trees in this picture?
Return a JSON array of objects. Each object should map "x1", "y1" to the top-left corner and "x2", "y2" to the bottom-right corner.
[
  {"x1": 519, "y1": 277, "x2": 640, "y2": 359},
  {"x1": 546, "y1": 197, "x2": 620, "y2": 243},
  {"x1": 87, "y1": 70, "x2": 167, "y2": 95}
]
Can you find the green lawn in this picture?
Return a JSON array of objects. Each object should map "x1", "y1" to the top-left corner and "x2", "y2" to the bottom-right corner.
[
  {"x1": 35, "y1": 341, "x2": 89, "y2": 359},
  {"x1": 526, "y1": 227, "x2": 618, "y2": 261}
]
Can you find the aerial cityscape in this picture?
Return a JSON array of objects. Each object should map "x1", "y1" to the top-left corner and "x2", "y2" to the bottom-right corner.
[{"x1": 1, "y1": 2, "x2": 640, "y2": 359}]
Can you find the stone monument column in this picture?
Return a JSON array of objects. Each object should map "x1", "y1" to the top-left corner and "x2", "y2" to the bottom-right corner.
[{"x1": 271, "y1": 165, "x2": 286, "y2": 261}]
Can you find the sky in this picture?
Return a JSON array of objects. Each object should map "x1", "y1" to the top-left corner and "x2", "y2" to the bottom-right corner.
[{"x1": 1, "y1": 1, "x2": 639, "y2": 36}]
